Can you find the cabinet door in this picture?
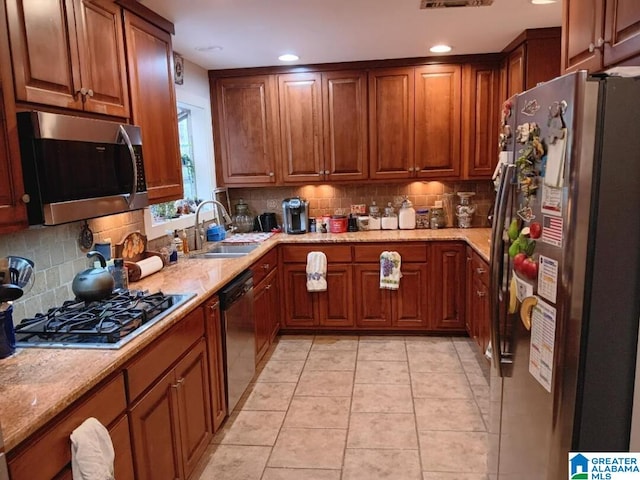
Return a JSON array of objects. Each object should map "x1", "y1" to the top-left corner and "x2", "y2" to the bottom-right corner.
[
  {"x1": 562, "y1": 0, "x2": 605, "y2": 73},
  {"x1": 282, "y1": 264, "x2": 318, "y2": 327},
  {"x1": 465, "y1": 247, "x2": 477, "y2": 342},
  {"x1": 124, "y1": 11, "x2": 183, "y2": 204},
  {"x1": 322, "y1": 70, "x2": 368, "y2": 181},
  {"x1": 73, "y1": 0, "x2": 129, "y2": 117},
  {"x1": 267, "y1": 268, "x2": 281, "y2": 342},
  {"x1": 279, "y1": 73, "x2": 324, "y2": 183},
  {"x1": 213, "y1": 75, "x2": 279, "y2": 185},
  {"x1": 604, "y1": 0, "x2": 640, "y2": 66},
  {"x1": 253, "y1": 276, "x2": 272, "y2": 362},
  {"x1": 318, "y1": 264, "x2": 354, "y2": 327},
  {"x1": 463, "y1": 64, "x2": 499, "y2": 179},
  {"x1": 6, "y1": 0, "x2": 83, "y2": 109},
  {"x1": 393, "y1": 263, "x2": 429, "y2": 328},
  {"x1": 368, "y1": 67, "x2": 414, "y2": 180},
  {"x1": 130, "y1": 370, "x2": 183, "y2": 480},
  {"x1": 110, "y1": 415, "x2": 135, "y2": 480},
  {"x1": 414, "y1": 65, "x2": 462, "y2": 178},
  {"x1": 204, "y1": 298, "x2": 227, "y2": 432},
  {"x1": 354, "y1": 264, "x2": 392, "y2": 328},
  {"x1": 0, "y1": 0, "x2": 28, "y2": 233},
  {"x1": 506, "y1": 45, "x2": 525, "y2": 97},
  {"x1": 430, "y1": 243, "x2": 466, "y2": 331},
  {"x1": 174, "y1": 339, "x2": 212, "y2": 479}
]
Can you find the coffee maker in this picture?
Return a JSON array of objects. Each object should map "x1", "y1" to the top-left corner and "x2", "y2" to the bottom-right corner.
[{"x1": 282, "y1": 197, "x2": 309, "y2": 234}]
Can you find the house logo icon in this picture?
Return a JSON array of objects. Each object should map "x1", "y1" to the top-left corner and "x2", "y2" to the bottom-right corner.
[{"x1": 570, "y1": 453, "x2": 589, "y2": 479}]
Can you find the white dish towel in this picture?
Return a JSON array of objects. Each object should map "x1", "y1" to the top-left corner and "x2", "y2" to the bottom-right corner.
[
  {"x1": 70, "y1": 417, "x2": 115, "y2": 480},
  {"x1": 306, "y1": 251, "x2": 327, "y2": 292},
  {"x1": 380, "y1": 251, "x2": 402, "y2": 290}
]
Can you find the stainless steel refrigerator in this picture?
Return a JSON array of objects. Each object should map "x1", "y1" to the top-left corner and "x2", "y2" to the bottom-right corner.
[{"x1": 489, "y1": 71, "x2": 640, "y2": 479}]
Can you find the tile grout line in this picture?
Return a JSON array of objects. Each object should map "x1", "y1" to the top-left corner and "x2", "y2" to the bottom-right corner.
[
  {"x1": 338, "y1": 336, "x2": 360, "y2": 480},
  {"x1": 454, "y1": 339, "x2": 490, "y2": 433},
  {"x1": 406, "y1": 335, "x2": 426, "y2": 477},
  {"x1": 258, "y1": 334, "x2": 316, "y2": 480}
]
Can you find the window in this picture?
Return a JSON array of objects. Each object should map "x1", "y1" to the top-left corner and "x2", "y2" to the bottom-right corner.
[{"x1": 144, "y1": 93, "x2": 216, "y2": 239}]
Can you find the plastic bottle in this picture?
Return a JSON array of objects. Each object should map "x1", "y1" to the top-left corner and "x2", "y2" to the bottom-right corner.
[
  {"x1": 112, "y1": 258, "x2": 129, "y2": 290},
  {"x1": 181, "y1": 229, "x2": 189, "y2": 254},
  {"x1": 398, "y1": 197, "x2": 416, "y2": 229},
  {"x1": 173, "y1": 230, "x2": 184, "y2": 257}
]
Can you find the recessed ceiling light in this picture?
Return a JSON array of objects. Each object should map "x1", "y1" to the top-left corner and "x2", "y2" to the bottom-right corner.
[
  {"x1": 429, "y1": 44, "x2": 452, "y2": 53},
  {"x1": 195, "y1": 45, "x2": 223, "y2": 52},
  {"x1": 530, "y1": 0, "x2": 557, "y2": 4},
  {"x1": 278, "y1": 53, "x2": 299, "y2": 62}
]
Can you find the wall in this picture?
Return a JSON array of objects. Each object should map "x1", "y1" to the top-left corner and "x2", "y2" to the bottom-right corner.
[{"x1": 228, "y1": 180, "x2": 494, "y2": 228}]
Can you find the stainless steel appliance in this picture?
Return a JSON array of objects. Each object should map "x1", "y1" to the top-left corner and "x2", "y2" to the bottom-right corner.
[
  {"x1": 490, "y1": 71, "x2": 640, "y2": 478},
  {"x1": 282, "y1": 197, "x2": 309, "y2": 234},
  {"x1": 17, "y1": 111, "x2": 148, "y2": 225},
  {"x1": 219, "y1": 270, "x2": 255, "y2": 412},
  {"x1": 14, "y1": 290, "x2": 194, "y2": 349}
]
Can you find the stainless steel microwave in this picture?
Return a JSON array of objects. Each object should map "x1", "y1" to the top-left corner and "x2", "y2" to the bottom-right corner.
[{"x1": 17, "y1": 111, "x2": 148, "y2": 226}]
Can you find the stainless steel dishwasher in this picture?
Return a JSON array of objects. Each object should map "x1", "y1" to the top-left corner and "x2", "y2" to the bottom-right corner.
[{"x1": 219, "y1": 270, "x2": 255, "y2": 412}]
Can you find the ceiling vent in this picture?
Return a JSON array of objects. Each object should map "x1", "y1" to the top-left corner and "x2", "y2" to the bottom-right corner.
[{"x1": 420, "y1": 0, "x2": 493, "y2": 8}]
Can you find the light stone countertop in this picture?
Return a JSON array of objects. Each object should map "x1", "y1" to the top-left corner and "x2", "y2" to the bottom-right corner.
[{"x1": 0, "y1": 227, "x2": 490, "y2": 452}]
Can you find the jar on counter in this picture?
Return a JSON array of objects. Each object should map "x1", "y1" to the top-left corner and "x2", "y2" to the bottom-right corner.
[
  {"x1": 416, "y1": 209, "x2": 430, "y2": 229},
  {"x1": 368, "y1": 201, "x2": 381, "y2": 230},
  {"x1": 398, "y1": 197, "x2": 416, "y2": 230},
  {"x1": 381, "y1": 203, "x2": 398, "y2": 230},
  {"x1": 430, "y1": 207, "x2": 446, "y2": 229},
  {"x1": 329, "y1": 215, "x2": 347, "y2": 233}
]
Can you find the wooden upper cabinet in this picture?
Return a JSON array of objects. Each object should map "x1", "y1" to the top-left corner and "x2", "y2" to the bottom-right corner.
[
  {"x1": 213, "y1": 75, "x2": 279, "y2": 185},
  {"x1": 72, "y1": 0, "x2": 130, "y2": 116},
  {"x1": 562, "y1": 0, "x2": 605, "y2": 73},
  {"x1": 279, "y1": 72, "x2": 324, "y2": 183},
  {"x1": 505, "y1": 28, "x2": 561, "y2": 95},
  {"x1": 603, "y1": 0, "x2": 640, "y2": 66},
  {"x1": 368, "y1": 67, "x2": 414, "y2": 180},
  {"x1": 322, "y1": 70, "x2": 368, "y2": 181},
  {"x1": 463, "y1": 63, "x2": 500, "y2": 179},
  {"x1": 0, "y1": 0, "x2": 28, "y2": 233},
  {"x1": 414, "y1": 64, "x2": 462, "y2": 179},
  {"x1": 6, "y1": 0, "x2": 129, "y2": 116},
  {"x1": 124, "y1": 11, "x2": 183, "y2": 204},
  {"x1": 506, "y1": 46, "x2": 525, "y2": 98}
]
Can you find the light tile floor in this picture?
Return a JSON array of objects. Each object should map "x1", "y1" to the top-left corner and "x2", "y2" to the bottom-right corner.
[{"x1": 195, "y1": 335, "x2": 490, "y2": 480}]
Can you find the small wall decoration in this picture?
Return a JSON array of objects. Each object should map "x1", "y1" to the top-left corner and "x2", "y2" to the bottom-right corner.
[{"x1": 174, "y1": 52, "x2": 184, "y2": 85}]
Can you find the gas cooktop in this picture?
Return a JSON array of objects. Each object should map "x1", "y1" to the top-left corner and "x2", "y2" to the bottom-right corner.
[{"x1": 14, "y1": 290, "x2": 195, "y2": 349}]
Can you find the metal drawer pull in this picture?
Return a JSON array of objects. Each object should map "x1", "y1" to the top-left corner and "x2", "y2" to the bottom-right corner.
[{"x1": 476, "y1": 267, "x2": 486, "y2": 274}]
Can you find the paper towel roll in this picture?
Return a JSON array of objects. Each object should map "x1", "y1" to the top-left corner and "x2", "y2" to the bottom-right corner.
[{"x1": 136, "y1": 256, "x2": 164, "y2": 279}]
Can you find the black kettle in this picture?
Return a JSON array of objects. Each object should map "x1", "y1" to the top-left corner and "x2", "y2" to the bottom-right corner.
[
  {"x1": 72, "y1": 251, "x2": 115, "y2": 301},
  {"x1": 255, "y1": 212, "x2": 278, "y2": 232}
]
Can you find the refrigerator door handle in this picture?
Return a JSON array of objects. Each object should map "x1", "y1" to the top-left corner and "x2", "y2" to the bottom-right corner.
[{"x1": 490, "y1": 163, "x2": 515, "y2": 376}]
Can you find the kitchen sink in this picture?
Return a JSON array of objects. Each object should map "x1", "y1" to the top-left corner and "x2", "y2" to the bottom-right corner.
[{"x1": 190, "y1": 243, "x2": 260, "y2": 259}]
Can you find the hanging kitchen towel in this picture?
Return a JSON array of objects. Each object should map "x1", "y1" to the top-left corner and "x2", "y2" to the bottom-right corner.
[
  {"x1": 380, "y1": 251, "x2": 402, "y2": 290},
  {"x1": 70, "y1": 417, "x2": 115, "y2": 480},
  {"x1": 306, "y1": 251, "x2": 327, "y2": 292}
]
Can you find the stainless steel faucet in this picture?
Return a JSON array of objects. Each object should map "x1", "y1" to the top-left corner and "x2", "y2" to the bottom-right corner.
[{"x1": 194, "y1": 200, "x2": 233, "y2": 251}]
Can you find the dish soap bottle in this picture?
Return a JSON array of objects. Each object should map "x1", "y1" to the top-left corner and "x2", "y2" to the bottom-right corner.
[
  {"x1": 381, "y1": 202, "x2": 398, "y2": 230},
  {"x1": 398, "y1": 197, "x2": 416, "y2": 230}
]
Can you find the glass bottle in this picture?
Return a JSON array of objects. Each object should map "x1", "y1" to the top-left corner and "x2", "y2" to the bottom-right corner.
[
  {"x1": 398, "y1": 197, "x2": 416, "y2": 230},
  {"x1": 456, "y1": 192, "x2": 477, "y2": 228},
  {"x1": 233, "y1": 199, "x2": 254, "y2": 233},
  {"x1": 368, "y1": 200, "x2": 381, "y2": 230},
  {"x1": 381, "y1": 202, "x2": 398, "y2": 230}
]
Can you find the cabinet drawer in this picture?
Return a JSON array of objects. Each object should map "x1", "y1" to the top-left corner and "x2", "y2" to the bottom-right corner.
[
  {"x1": 126, "y1": 307, "x2": 205, "y2": 402},
  {"x1": 281, "y1": 244, "x2": 352, "y2": 263},
  {"x1": 471, "y1": 252, "x2": 489, "y2": 286},
  {"x1": 353, "y1": 243, "x2": 427, "y2": 263},
  {"x1": 250, "y1": 247, "x2": 278, "y2": 285},
  {"x1": 8, "y1": 373, "x2": 127, "y2": 480}
]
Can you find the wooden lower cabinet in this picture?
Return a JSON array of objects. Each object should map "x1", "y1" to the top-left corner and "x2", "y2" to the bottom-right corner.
[
  {"x1": 254, "y1": 268, "x2": 280, "y2": 362},
  {"x1": 430, "y1": 242, "x2": 466, "y2": 331},
  {"x1": 354, "y1": 262, "x2": 429, "y2": 329},
  {"x1": 130, "y1": 339, "x2": 211, "y2": 480},
  {"x1": 282, "y1": 263, "x2": 354, "y2": 328},
  {"x1": 204, "y1": 297, "x2": 227, "y2": 431},
  {"x1": 466, "y1": 248, "x2": 490, "y2": 356}
]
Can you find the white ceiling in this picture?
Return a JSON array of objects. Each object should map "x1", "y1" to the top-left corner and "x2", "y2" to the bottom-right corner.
[{"x1": 139, "y1": 0, "x2": 562, "y2": 71}]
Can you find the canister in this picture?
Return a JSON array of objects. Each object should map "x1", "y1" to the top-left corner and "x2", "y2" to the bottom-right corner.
[{"x1": 329, "y1": 215, "x2": 347, "y2": 233}]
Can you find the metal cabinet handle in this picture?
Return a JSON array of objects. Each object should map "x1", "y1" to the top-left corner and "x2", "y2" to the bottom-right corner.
[
  {"x1": 265, "y1": 284, "x2": 272, "y2": 290},
  {"x1": 589, "y1": 37, "x2": 606, "y2": 53},
  {"x1": 262, "y1": 263, "x2": 270, "y2": 270},
  {"x1": 172, "y1": 378, "x2": 185, "y2": 389},
  {"x1": 209, "y1": 301, "x2": 219, "y2": 313},
  {"x1": 21, "y1": 194, "x2": 30, "y2": 204},
  {"x1": 269, "y1": 171, "x2": 274, "y2": 177},
  {"x1": 78, "y1": 87, "x2": 88, "y2": 96},
  {"x1": 476, "y1": 267, "x2": 486, "y2": 274},
  {"x1": 324, "y1": 170, "x2": 330, "y2": 175},
  {"x1": 476, "y1": 290, "x2": 486, "y2": 297},
  {"x1": 87, "y1": 89, "x2": 94, "y2": 98}
]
